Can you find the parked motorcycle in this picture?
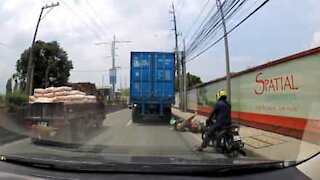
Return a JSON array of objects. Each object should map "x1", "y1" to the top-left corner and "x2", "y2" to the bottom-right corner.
[{"x1": 201, "y1": 123, "x2": 246, "y2": 157}]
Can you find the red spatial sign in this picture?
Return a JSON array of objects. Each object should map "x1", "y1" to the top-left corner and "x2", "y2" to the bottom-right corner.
[{"x1": 255, "y1": 72, "x2": 299, "y2": 95}]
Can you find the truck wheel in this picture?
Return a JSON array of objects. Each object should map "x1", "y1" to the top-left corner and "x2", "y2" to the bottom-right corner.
[
  {"x1": 132, "y1": 108, "x2": 141, "y2": 123},
  {"x1": 70, "y1": 119, "x2": 83, "y2": 142},
  {"x1": 31, "y1": 137, "x2": 40, "y2": 144},
  {"x1": 163, "y1": 108, "x2": 172, "y2": 123}
]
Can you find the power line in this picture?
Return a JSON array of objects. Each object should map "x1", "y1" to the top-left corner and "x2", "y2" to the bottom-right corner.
[
  {"x1": 185, "y1": 0, "x2": 233, "y2": 57},
  {"x1": 60, "y1": 0, "x2": 103, "y2": 40},
  {"x1": 0, "y1": 42, "x2": 18, "y2": 52},
  {"x1": 176, "y1": 0, "x2": 186, "y2": 21},
  {"x1": 186, "y1": 0, "x2": 244, "y2": 55},
  {"x1": 185, "y1": 2, "x2": 217, "y2": 47},
  {"x1": 186, "y1": 0, "x2": 270, "y2": 63},
  {"x1": 84, "y1": 0, "x2": 114, "y2": 38},
  {"x1": 185, "y1": 0, "x2": 259, "y2": 59},
  {"x1": 72, "y1": 70, "x2": 108, "y2": 72},
  {"x1": 183, "y1": 0, "x2": 211, "y2": 40},
  {"x1": 76, "y1": 0, "x2": 110, "y2": 40}
]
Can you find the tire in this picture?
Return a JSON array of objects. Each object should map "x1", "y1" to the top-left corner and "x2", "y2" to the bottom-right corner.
[
  {"x1": 201, "y1": 128, "x2": 214, "y2": 147},
  {"x1": 132, "y1": 108, "x2": 141, "y2": 123},
  {"x1": 223, "y1": 134, "x2": 241, "y2": 158},
  {"x1": 227, "y1": 150, "x2": 239, "y2": 158},
  {"x1": 162, "y1": 108, "x2": 172, "y2": 123},
  {"x1": 31, "y1": 137, "x2": 40, "y2": 144},
  {"x1": 201, "y1": 126, "x2": 208, "y2": 140},
  {"x1": 70, "y1": 119, "x2": 84, "y2": 142}
]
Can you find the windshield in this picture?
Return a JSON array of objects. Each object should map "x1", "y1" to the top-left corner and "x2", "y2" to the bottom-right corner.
[{"x1": 0, "y1": 0, "x2": 319, "y2": 174}]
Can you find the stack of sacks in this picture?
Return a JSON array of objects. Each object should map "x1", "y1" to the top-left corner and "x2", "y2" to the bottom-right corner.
[
  {"x1": 32, "y1": 88, "x2": 54, "y2": 103},
  {"x1": 68, "y1": 90, "x2": 86, "y2": 103},
  {"x1": 28, "y1": 96, "x2": 36, "y2": 104},
  {"x1": 29, "y1": 86, "x2": 97, "y2": 104},
  {"x1": 54, "y1": 86, "x2": 72, "y2": 103},
  {"x1": 86, "y1": 95, "x2": 97, "y2": 103}
]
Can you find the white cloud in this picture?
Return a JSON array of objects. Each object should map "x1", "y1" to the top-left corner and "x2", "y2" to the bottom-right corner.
[{"x1": 0, "y1": 0, "x2": 319, "y2": 92}]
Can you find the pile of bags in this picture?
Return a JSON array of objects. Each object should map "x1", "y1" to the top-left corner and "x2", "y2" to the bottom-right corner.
[{"x1": 29, "y1": 86, "x2": 97, "y2": 104}]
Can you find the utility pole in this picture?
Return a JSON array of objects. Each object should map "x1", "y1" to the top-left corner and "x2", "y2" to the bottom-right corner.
[
  {"x1": 26, "y1": 2, "x2": 59, "y2": 95},
  {"x1": 96, "y1": 35, "x2": 130, "y2": 101},
  {"x1": 111, "y1": 35, "x2": 130, "y2": 100},
  {"x1": 125, "y1": 76, "x2": 127, "y2": 89},
  {"x1": 170, "y1": 3, "x2": 183, "y2": 110},
  {"x1": 182, "y1": 39, "x2": 187, "y2": 112},
  {"x1": 102, "y1": 75, "x2": 104, "y2": 89},
  {"x1": 217, "y1": 0, "x2": 231, "y2": 103}
]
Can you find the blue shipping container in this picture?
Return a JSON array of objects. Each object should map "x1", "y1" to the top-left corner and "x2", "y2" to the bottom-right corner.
[{"x1": 130, "y1": 52, "x2": 175, "y2": 121}]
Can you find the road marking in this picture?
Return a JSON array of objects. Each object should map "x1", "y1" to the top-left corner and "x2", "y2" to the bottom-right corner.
[{"x1": 126, "y1": 119, "x2": 132, "y2": 126}]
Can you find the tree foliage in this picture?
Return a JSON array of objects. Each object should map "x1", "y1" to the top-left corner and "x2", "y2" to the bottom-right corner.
[
  {"x1": 6, "y1": 78, "x2": 12, "y2": 95},
  {"x1": 121, "y1": 88, "x2": 130, "y2": 97},
  {"x1": 186, "y1": 73, "x2": 202, "y2": 88},
  {"x1": 175, "y1": 73, "x2": 202, "y2": 91},
  {"x1": 16, "y1": 40, "x2": 73, "y2": 90}
]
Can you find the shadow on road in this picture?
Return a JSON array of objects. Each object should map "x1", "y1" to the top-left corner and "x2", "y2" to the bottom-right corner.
[
  {"x1": 133, "y1": 121, "x2": 170, "y2": 126},
  {"x1": 0, "y1": 111, "x2": 29, "y2": 146},
  {"x1": 32, "y1": 126, "x2": 110, "y2": 149}
]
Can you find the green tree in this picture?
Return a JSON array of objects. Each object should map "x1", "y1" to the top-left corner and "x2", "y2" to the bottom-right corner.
[
  {"x1": 6, "y1": 78, "x2": 12, "y2": 95},
  {"x1": 187, "y1": 72, "x2": 202, "y2": 88},
  {"x1": 175, "y1": 73, "x2": 202, "y2": 91},
  {"x1": 121, "y1": 88, "x2": 130, "y2": 97},
  {"x1": 16, "y1": 40, "x2": 73, "y2": 90}
]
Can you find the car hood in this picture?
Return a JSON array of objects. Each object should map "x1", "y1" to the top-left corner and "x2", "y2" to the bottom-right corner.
[{"x1": 0, "y1": 153, "x2": 296, "y2": 175}]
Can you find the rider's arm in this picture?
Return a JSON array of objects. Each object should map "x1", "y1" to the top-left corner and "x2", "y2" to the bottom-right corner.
[
  {"x1": 208, "y1": 102, "x2": 220, "y2": 120},
  {"x1": 208, "y1": 107, "x2": 215, "y2": 120}
]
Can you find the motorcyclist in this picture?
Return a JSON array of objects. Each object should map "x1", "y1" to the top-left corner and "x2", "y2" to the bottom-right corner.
[{"x1": 197, "y1": 89, "x2": 231, "y2": 152}]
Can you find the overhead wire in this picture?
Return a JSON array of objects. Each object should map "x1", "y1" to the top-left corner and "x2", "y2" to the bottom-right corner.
[
  {"x1": 186, "y1": 0, "x2": 270, "y2": 63},
  {"x1": 60, "y1": 0, "x2": 104, "y2": 40},
  {"x1": 185, "y1": 0, "x2": 231, "y2": 52},
  {"x1": 183, "y1": 0, "x2": 211, "y2": 40},
  {"x1": 185, "y1": 0, "x2": 263, "y2": 59},
  {"x1": 176, "y1": 0, "x2": 186, "y2": 21},
  {"x1": 185, "y1": 0, "x2": 237, "y2": 57},
  {"x1": 185, "y1": 1, "x2": 217, "y2": 47},
  {"x1": 76, "y1": 0, "x2": 111, "y2": 41},
  {"x1": 0, "y1": 42, "x2": 18, "y2": 52},
  {"x1": 84, "y1": 0, "x2": 114, "y2": 38},
  {"x1": 40, "y1": 7, "x2": 54, "y2": 20}
]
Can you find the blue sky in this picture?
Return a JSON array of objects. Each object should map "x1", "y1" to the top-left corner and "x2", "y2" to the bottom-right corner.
[{"x1": 0, "y1": 0, "x2": 319, "y2": 93}]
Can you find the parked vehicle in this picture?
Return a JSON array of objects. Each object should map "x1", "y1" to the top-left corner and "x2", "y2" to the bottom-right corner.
[
  {"x1": 201, "y1": 124, "x2": 245, "y2": 157},
  {"x1": 130, "y1": 52, "x2": 175, "y2": 123}
]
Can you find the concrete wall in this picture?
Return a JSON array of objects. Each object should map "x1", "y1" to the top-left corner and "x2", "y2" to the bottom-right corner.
[{"x1": 184, "y1": 47, "x2": 320, "y2": 143}]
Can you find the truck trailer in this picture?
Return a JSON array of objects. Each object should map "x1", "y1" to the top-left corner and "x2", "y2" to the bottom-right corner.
[
  {"x1": 130, "y1": 52, "x2": 175, "y2": 123},
  {"x1": 25, "y1": 84, "x2": 106, "y2": 143}
]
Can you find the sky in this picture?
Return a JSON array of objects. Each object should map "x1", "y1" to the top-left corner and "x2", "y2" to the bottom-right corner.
[{"x1": 0, "y1": 0, "x2": 319, "y2": 93}]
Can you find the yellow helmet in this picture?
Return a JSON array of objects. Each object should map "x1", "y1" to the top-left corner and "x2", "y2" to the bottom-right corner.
[{"x1": 216, "y1": 89, "x2": 227, "y2": 101}]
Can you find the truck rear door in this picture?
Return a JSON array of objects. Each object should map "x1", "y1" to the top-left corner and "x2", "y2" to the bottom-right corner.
[
  {"x1": 153, "y1": 53, "x2": 175, "y2": 101},
  {"x1": 131, "y1": 52, "x2": 153, "y2": 100}
]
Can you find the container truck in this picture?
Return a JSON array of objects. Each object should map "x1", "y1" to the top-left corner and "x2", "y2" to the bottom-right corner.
[{"x1": 130, "y1": 52, "x2": 175, "y2": 123}]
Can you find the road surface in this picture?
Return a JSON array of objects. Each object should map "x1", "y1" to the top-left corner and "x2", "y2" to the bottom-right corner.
[{"x1": 0, "y1": 109, "x2": 241, "y2": 160}]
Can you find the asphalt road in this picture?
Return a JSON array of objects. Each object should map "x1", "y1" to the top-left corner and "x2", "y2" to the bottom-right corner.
[{"x1": 0, "y1": 109, "x2": 237, "y2": 160}]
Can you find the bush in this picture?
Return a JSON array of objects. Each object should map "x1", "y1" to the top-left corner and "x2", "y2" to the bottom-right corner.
[
  {"x1": 5, "y1": 91, "x2": 28, "y2": 107},
  {"x1": 0, "y1": 94, "x2": 5, "y2": 104}
]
